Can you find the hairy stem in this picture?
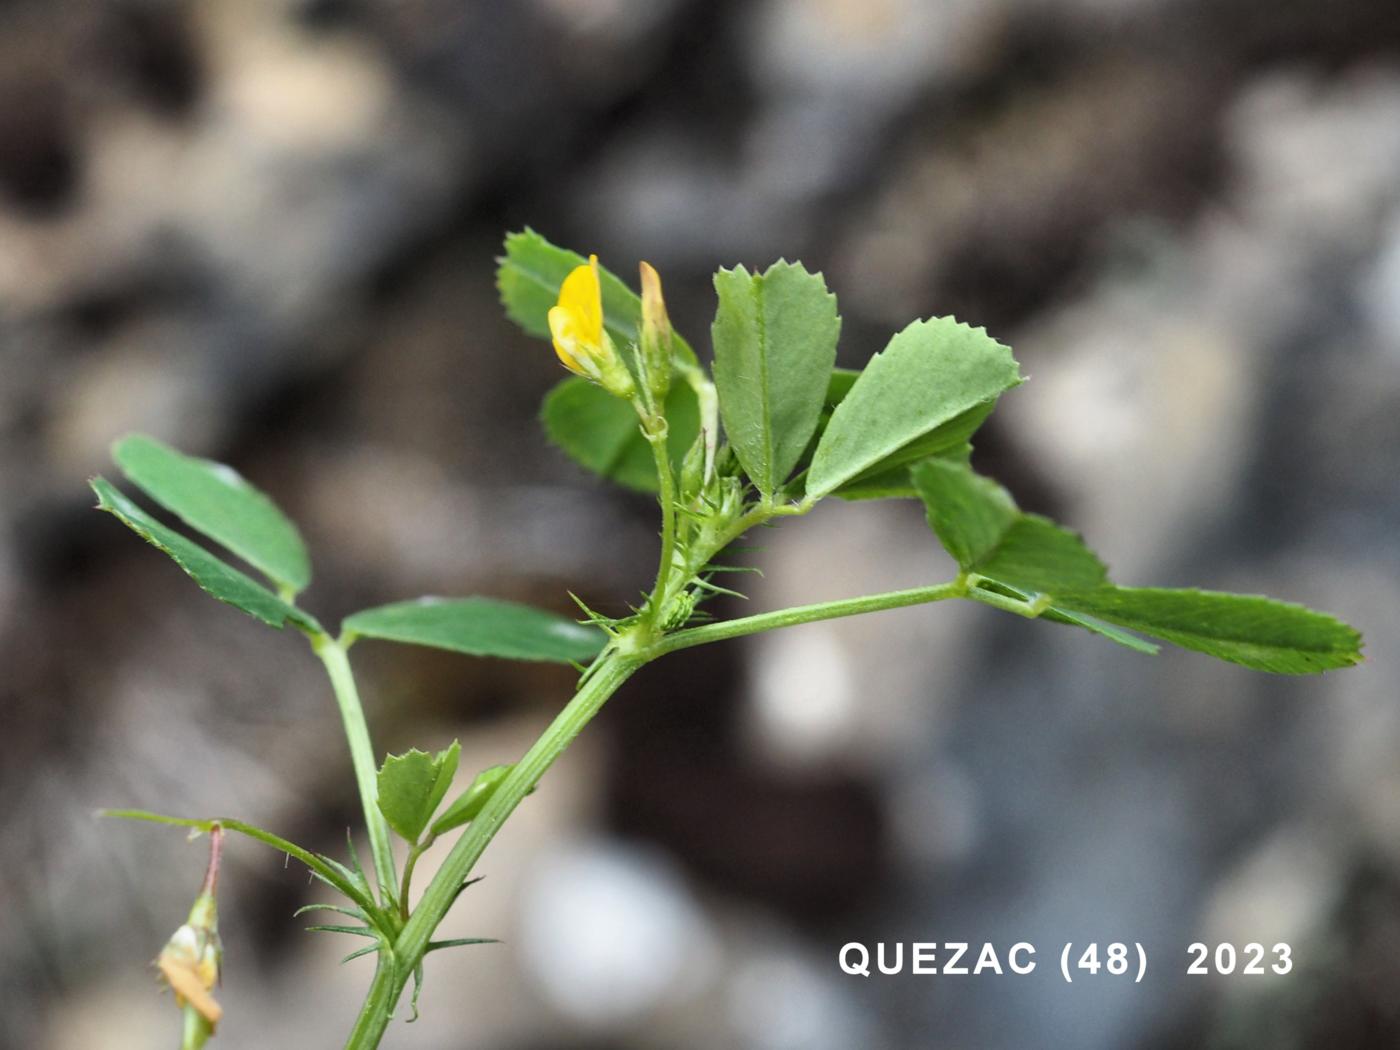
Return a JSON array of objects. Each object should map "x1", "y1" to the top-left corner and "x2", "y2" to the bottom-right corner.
[
  {"x1": 652, "y1": 581, "x2": 965, "y2": 655},
  {"x1": 342, "y1": 651, "x2": 644, "y2": 1049},
  {"x1": 313, "y1": 637, "x2": 397, "y2": 903}
]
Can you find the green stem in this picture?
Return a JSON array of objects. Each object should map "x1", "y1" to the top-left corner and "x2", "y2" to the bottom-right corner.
[
  {"x1": 342, "y1": 956, "x2": 399, "y2": 1050},
  {"x1": 964, "y1": 575, "x2": 1051, "y2": 618},
  {"x1": 398, "y1": 836, "x2": 433, "y2": 920},
  {"x1": 313, "y1": 637, "x2": 397, "y2": 903},
  {"x1": 652, "y1": 581, "x2": 965, "y2": 656},
  {"x1": 342, "y1": 651, "x2": 643, "y2": 1049},
  {"x1": 644, "y1": 425, "x2": 678, "y2": 634},
  {"x1": 182, "y1": 1004, "x2": 213, "y2": 1050}
]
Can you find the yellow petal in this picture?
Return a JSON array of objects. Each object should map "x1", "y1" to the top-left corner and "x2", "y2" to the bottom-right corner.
[
  {"x1": 548, "y1": 305, "x2": 588, "y2": 375},
  {"x1": 158, "y1": 955, "x2": 223, "y2": 1025},
  {"x1": 556, "y1": 255, "x2": 604, "y2": 347}
]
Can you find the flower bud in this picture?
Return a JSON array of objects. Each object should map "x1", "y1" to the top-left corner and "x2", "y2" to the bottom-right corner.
[
  {"x1": 547, "y1": 255, "x2": 636, "y2": 399},
  {"x1": 638, "y1": 261, "x2": 672, "y2": 403}
]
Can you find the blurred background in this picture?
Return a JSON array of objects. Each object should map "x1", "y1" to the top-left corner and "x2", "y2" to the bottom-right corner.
[{"x1": 1, "y1": 0, "x2": 1397, "y2": 1047}]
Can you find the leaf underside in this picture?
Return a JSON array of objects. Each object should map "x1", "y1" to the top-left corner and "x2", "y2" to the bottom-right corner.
[
  {"x1": 807, "y1": 317, "x2": 1022, "y2": 500},
  {"x1": 113, "y1": 433, "x2": 311, "y2": 594},
  {"x1": 343, "y1": 596, "x2": 606, "y2": 664},
  {"x1": 91, "y1": 478, "x2": 320, "y2": 633}
]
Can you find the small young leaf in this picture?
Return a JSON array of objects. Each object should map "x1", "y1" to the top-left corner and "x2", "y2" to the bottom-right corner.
[
  {"x1": 497, "y1": 228, "x2": 697, "y2": 365},
  {"x1": 343, "y1": 596, "x2": 606, "y2": 664},
  {"x1": 376, "y1": 742, "x2": 461, "y2": 843},
  {"x1": 541, "y1": 376, "x2": 699, "y2": 492},
  {"x1": 1052, "y1": 587, "x2": 1363, "y2": 674},
  {"x1": 807, "y1": 318, "x2": 1021, "y2": 499},
  {"x1": 431, "y1": 764, "x2": 514, "y2": 837},
  {"x1": 711, "y1": 261, "x2": 840, "y2": 496},
  {"x1": 91, "y1": 478, "x2": 320, "y2": 633},
  {"x1": 113, "y1": 434, "x2": 311, "y2": 595}
]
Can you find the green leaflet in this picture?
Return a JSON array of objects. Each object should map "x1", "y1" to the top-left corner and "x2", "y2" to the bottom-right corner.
[
  {"x1": 343, "y1": 596, "x2": 606, "y2": 664},
  {"x1": 807, "y1": 318, "x2": 1021, "y2": 499},
  {"x1": 541, "y1": 375, "x2": 699, "y2": 492},
  {"x1": 377, "y1": 743, "x2": 461, "y2": 843},
  {"x1": 711, "y1": 262, "x2": 840, "y2": 496},
  {"x1": 113, "y1": 434, "x2": 311, "y2": 595},
  {"x1": 976, "y1": 516, "x2": 1109, "y2": 595},
  {"x1": 911, "y1": 458, "x2": 1364, "y2": 672},
  {"x1": 915, "y1": 456, "x2": 1020, "y2": 567},
  {"x1": 431, "y1": 764, "x2": 515, "y2": 837},
  {"x1": 497, "y1": 227, "x2": 697, "y2": 366},
  {"x1": 1052, "y1": 587, "x2": 1363, "y2": 675},
  {"x1": 789, "y1": 369, "x2": 986, "y2": 500},
  {"x1": 92, "y1": 477, "x2": 321, "y2": 634}
]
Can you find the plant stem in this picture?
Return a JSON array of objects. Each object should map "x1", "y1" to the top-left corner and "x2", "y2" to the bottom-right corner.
[
  {"x1": 342, "y1": 956, "x2": 399, "y2": 1050},
  {"x1": 341, "y1": 650, "x2": 644, "y2": 1049},
  {"x1": 313, "y1": 636, "x2": 397, "y2": 903},
  {"x1": 398, "y1": 837, "x2": 433, "y2": 920},
  {"x1": 652, "y1": 581, "x2": 965, "y2": 655},
  {"x1": 644, "y1": 425, "x2": 678, "y2": 633}
]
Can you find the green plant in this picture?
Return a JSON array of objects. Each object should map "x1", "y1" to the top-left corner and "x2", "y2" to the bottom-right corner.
[{"x1": 96, "y1": 230, "x2": 1363, "y2": 1048}]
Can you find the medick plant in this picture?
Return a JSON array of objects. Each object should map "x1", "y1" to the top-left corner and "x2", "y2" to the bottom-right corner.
[{"x1": 96, "y1": 230, "x2": 1363, "y2": 1048}]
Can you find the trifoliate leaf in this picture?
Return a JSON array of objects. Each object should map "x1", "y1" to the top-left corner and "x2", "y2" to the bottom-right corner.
[
  {"x1": 911, "y1": 458, "x2": 1363, "y2": 671},
  {"x1": 113, "y1": 434, "x2": 311, "y2": 595},
  {"x1": 343, "y1": 596, "x2": 606, "y2": 664},
  {"x1": 91, "y1": 478, "x2": 320, "y2": 633},
  {"x1": 541, "y1": 375, "x2": 699, "y2": 492},
  {"x1": 376, "y1": 743, "x2": 461, "y2": 843},
  {"x1": 807, "y1": 318, "x2": 1021, "y2": 499},
  {"x1": 711, "y1": 261, "x2": 840, "y2": 496}
]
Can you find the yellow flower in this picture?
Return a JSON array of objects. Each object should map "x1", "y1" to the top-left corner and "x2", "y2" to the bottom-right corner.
[{"x1": 547, "y1": 255, "x2": 634, "y2": 398}]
